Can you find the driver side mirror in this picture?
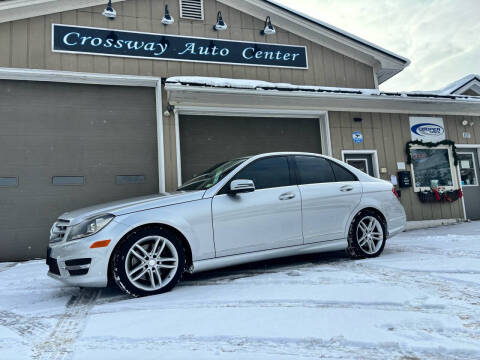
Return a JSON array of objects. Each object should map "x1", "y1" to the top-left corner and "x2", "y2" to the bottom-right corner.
[{"x1": 229, "y1": 179, "x2": 255, "y2": 195}]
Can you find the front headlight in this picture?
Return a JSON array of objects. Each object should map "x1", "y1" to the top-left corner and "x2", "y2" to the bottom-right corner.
[{"x1": 67, "y1": 214, "x2": 115, "y2": 241}]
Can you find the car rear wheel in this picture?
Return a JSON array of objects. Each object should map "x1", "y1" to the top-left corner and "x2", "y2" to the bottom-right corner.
[
  {"x1": 347, "y1": 211, "x2": 386, "y2": 258},
  {"x1": 112, "y1": 227, "x2": 185, "y2": 297}
]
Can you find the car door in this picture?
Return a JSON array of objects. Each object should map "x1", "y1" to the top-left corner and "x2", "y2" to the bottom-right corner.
[
  {"x1": 294, "y1": 155, "x2": 362, "y2": 243},
  {"x1": 211, "y1": 156, "x2": 302, "y2": 257}
]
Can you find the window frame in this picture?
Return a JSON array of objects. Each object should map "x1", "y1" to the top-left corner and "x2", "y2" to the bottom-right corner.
[
  {"x1": 457, "y1": 151, "x2": 479, "y2": 187},
  {"x1": 409, "y1": 145, "x2": 459, "y2": 192}
]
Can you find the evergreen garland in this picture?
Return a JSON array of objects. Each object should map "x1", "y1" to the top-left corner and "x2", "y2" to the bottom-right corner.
[{"x1": 405, "y1": 139, "x2": 459, "y2": 166}]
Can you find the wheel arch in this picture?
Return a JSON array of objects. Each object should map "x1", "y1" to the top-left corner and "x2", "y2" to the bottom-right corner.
[
  {"x1": 107, "y1": 223, "x2": 194, "y2": 286},
  {"x1": 347, "y1": 206, "x2": 388, "y2": 237}
]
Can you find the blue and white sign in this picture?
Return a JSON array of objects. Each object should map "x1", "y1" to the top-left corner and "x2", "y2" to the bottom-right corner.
[
  {"x1": 352, "y1": 131, "x2": 363, "y2": 144},
  {"x1": 52, "y1": 24, "x2": 308, "y2": 69},
  {"x1": 409, "y1": 117, "x2": 446, "y2": 142}
]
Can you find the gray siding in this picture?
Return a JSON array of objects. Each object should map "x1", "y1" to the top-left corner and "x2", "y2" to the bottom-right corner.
[
  {"x1": 0, "y1": 0, "x2": 375, "y2": 88},
  {"x1": 329, "y1": 111, "x2": 480, "y2": 221}
]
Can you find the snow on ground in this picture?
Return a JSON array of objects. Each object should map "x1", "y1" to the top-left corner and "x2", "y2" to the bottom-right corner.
[{"x1": 1, "y1": 222, "x2": 480, "y2": 359}]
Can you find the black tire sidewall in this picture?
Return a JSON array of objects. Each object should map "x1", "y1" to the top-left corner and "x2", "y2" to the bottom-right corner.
[
  {"x1": 351, "y1": 211, "x2": 386, "y2": 258},
  {"x1": 112, "y1": 227, "x2": 186, "y2": 297}
]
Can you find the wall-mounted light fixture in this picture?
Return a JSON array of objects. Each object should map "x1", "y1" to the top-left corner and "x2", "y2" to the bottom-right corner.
[
  {"x1": 102, "y1": 0, "x2": 117, "y2": 20},
  {"x1": 164, "y1": 104, "x2": 175, "y2": 117},
  {"x1": 162, "y1": 4, "x2": 175, "y2": 25},
  {"x1": 353, "y1": 117, "x2": 362, "y2": 122},
  {"x1": 261, "y1": 16, "x2": 276, "y2": 35},
  {"x1": 462, "y1": 119, "x2": 469, "y2": 126},
  {"x1": 213, "y1": 11, "x2": 227, "y2": 31}
]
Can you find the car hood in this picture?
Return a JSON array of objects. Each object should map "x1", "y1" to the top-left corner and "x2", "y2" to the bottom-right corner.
[{"x1": 57, "y1": 191, "x2": 206, "y2": 225}]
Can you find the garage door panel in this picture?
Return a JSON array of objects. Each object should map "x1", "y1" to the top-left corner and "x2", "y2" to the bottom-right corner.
[
  {"x1": 0, "y1": 80, "x2": 158, "y2": 261},
  {"x1": 180, "y1": 115, "x2": 322, "y2": 182}
]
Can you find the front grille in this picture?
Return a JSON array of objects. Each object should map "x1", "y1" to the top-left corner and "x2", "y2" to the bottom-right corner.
[{"x1": 49, "y1": 219, "x2": 70, "y2": 243}]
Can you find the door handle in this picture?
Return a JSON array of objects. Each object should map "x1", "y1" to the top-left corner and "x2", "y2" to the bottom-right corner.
[
  {"x1": 279, "y1": 192, "x2": 296, "y2": 200},
  {"x1": 340, "y1": 185, "x2": 354, "y2": 192}
]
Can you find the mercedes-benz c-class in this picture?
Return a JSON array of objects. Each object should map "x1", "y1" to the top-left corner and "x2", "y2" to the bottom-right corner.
[{"x1": 47, "y1": 152, "x2": 406, "y2": 297}]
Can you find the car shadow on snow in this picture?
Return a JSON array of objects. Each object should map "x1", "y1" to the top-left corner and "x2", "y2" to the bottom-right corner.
[{"x1": 96, "y1": 250, "x2": 351, "y2": 302}]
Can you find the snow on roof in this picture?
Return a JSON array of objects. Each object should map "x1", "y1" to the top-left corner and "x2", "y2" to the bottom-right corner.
[
  {"x1": 262, "y1": 0, "x2": 409, "y2": 66},
  {"x1": 166, "y1": 76, "x2": 480, "y2": 103},
  {"x1": 436, "y1": 74, "x2": 480, "y2": 95}
]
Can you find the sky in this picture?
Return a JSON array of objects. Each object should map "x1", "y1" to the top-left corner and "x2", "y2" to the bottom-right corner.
[{"x1": 275, "y1": 0, "x2": 480, "y2": 92}]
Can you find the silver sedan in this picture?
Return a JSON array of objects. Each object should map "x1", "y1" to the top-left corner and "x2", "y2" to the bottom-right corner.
[{"x1": 47, "y1": 152, "x2": 406, "y2": 297}]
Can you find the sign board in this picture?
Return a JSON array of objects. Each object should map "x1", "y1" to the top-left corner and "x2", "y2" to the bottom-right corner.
[
  {"x1": 409, "y1": 117, "x2": 446, "y2": 142},
  {"x1": 352, "y1": 131, "x2": 363, "y2": 144},
  {"x1": 52, "y1": 24, "x2": 308, "y2": 69}
]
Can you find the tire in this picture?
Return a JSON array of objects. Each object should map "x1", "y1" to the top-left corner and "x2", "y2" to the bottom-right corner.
[
  {"x1": 112, "y1": 226, "x2": 186, "y2": 297},
  {"x1": 347, "y1": 210, "x2": 386, "y2": 259}
]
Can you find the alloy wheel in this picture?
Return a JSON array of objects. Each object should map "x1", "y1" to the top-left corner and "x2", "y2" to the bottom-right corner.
[
  {"x1": 356, "y1": 216, "x2": 384, "y2": 255},
  {"x1": 125, "y1": 235, "x2": 179, "y2": 291}
]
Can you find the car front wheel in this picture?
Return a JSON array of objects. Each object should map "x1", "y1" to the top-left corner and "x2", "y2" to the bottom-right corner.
[
  {"x1": 112, "y1": 227, "x2": 185, "y2": 297},
  {"x1": 347, "y1": 211, "x2": 386, "y2": 258}
]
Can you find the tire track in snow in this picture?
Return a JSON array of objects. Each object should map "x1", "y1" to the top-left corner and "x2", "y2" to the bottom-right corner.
[
  {"x1": 31, "y1": 288, "x2": 100, "y2": 360},
  {"x1": 75, "y1": 334, "x2": 479, "y2": 360},
  {"x1": 0, "y1": 311, "x2": 49, "y2": 339}
]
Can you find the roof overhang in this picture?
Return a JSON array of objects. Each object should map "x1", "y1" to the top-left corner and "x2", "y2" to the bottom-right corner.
[
  {"x1": 220, "y1": 0, "x2": 409, "y2": 84},
  {"x1": 452, "y1": 79, "x2": 480, "y2": 96},
  {"x1": 165, "y1": 79, "x2": 480, "y2": 117},
  {"x1": 0, "y1": 0, "x2": 125, "y2": 24}
]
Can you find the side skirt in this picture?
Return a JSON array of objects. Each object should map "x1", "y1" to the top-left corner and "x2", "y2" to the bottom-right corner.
[{"x1": 192, "y1": 239, "x2": 348, "y2": 273}]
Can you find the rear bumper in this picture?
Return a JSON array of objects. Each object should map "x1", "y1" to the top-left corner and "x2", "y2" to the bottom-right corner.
[
  {"x1": 387, "y1": 215, "x2": 407, "y2": 238},
  {"x1": 47, "y1": 220, "x2": 129, "y2": 288}
]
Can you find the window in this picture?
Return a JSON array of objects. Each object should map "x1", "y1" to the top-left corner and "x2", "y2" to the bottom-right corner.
[
  {"x1": 295, "y1": 156, "x2": 335, "y2": 185},
  {"x1": 346, "y1": 159, "x2": 368, "y2": 174},
  {"x1": 179, "y1": 0, "x2": 204, "y2": 20},
  {"x1": 410, "y1": 147, "x2": 457, "y2": 191},
  {"x1": 329, "y1": 160, "x2": 358, "y2": 182},
  {"x1": 458, "y1": 152, "x2": 478, "y2": 186},
  {"x1": 234, "y1": 156, "x2": 291, "y2": 190}
]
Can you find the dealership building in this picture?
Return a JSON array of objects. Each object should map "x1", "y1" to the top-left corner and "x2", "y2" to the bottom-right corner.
[{"x1": 1, "y1": 0, "x2": 480, "y2": 261}]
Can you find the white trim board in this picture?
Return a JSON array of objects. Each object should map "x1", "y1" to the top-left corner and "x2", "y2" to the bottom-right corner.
[
  {"x1": 165, "y1": 83, "x2": 480, "y2": 116},
  {"x1": 341, "y1": 150, "x2": 380, "y2": 178},
  {"x1": 0, "y1": 67, "x2": 166, "y2": 193}
]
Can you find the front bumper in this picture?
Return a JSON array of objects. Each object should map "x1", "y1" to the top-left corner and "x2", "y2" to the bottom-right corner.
[{"x1": 47, "y1": 220, "x2": 129, "y2": 288}]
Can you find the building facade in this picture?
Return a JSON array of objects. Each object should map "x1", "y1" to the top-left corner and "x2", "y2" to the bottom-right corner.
[{"x1": 1, "y1": 0, "x2": 479, "y2": 261}]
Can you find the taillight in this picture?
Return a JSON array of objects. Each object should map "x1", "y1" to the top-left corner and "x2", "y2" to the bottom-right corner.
[{"x1": 392, "y1": 187, "x2": 400, "y2": 200}]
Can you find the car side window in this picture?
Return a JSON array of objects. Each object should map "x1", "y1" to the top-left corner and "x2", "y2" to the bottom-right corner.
[
  {"x1": 295, "y1": 156, "x2": 335, "y2": 184},
  {"x1": 233, "y1": 156, "x2": 291, "y2": 190},
  {"x1": 329, "y1": 160, "x2": 358, "y2": 182}
]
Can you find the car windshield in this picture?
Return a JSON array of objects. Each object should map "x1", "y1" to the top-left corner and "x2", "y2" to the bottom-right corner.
[{"x1": 178, "y1": 158, "x2": 248, "y2": 191}]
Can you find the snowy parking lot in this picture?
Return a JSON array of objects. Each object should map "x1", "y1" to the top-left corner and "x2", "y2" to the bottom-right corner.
[{"x1": 1, "y1": 222, "x2": 480, "y2": 360}]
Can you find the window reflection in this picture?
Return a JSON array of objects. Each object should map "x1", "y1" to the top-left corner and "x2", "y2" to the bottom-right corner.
[{"x1": 411, "y1": 148, "x2": 453, "y2": 188}]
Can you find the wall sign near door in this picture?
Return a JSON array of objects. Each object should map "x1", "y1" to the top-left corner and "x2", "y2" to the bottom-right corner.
[
  {"x1": 352, "y1": 131, "x2": 363, "y2": 144},
  {"x1": 52, "y1": 24, "x2": 308, "y2": 69}
]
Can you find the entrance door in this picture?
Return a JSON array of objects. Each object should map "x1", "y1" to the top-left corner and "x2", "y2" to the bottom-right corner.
[
  {"x1": 344, "y1": 153, "x2": 375, "y2": 177},
  {"x1": 458, "y1": 150, "x2": 480, "y2": 220}
]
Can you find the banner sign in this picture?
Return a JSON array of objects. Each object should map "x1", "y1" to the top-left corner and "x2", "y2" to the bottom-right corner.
[
  {"x1": 409, "y1": 117, "x2": 446, "y2": 142},
  {"x1": 52, "y1": 24, "x2": 308, "y2": 69}
]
